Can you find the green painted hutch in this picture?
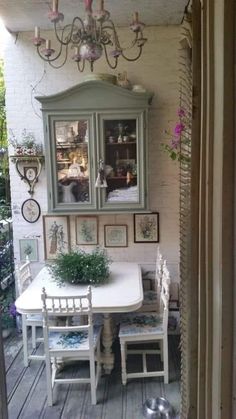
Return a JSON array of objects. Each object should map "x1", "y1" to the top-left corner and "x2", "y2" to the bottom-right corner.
[{"x1": 36, "y1": 80, "x2": 153, "y2": 213}]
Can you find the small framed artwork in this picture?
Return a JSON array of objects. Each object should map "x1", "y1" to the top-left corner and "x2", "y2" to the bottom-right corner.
[
  {"x1": 19, "y1": 239, "x2": 38, "y2": 262},
  {"x1": 23, "y1": 166, "x2": 37, "y2": 182},
  {"x1": 104, "y1": 225, "x2": 128, "y2": 247},
  {"x1": 21, "y1": 199, "x2": 41, "y2": 223},
  {"x1": 76, "y1": 216, "x2": 98, "y2": 245},
  {"x1": 134, "y1": 212, "x2": 159, "y2": 243},
  {"x1": 43, "y1": 215, "x2": 70, "y2": 260}
]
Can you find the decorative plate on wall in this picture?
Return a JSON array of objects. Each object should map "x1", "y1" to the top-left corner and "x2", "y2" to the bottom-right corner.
[{"x1": 21, "y1": 199, "x2": 41, "y2": 223}]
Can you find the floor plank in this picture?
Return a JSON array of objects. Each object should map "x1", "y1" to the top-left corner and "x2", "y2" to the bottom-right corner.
[{"x1": 4, "y1": 332, "x2": 181, "y2": 419}]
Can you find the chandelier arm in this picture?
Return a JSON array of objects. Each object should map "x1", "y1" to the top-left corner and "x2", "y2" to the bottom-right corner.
[
  {"x1": 101, "y1": 23, "x2": 141, "y2": 61},
  {"x1": 37, "y1": 38, "x2": 68, "y2": 63},
  {"x1": 121, "y1": 46, "x2": 143, "y2": 62},
  {"x1": 102, "y1": 20, "x2": 121, "y2": 48},
  {"x1": 103, "y1": 44, "x2": 118, "y2": 69},
  {"x1": 48, "y1": 44, "x2": 69, "y2": 68},
  {"x1": 37, "y1": 40, "x2": 65, "y2": 63},
  {"x1": 53, "y1": 17, "x2": 85, "y2": 46},
  {"x1": 77, "y1": 60, "x2": 85, "y2": 72},
  {"x1": 102, "y1": 21, "x2": 139, "y2": 52},
  {"x1": 96, "y1": 22, "x2": 102, "y2": 43}
]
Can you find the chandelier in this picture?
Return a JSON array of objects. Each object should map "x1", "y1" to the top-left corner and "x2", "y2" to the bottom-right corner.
[{"x1": 33, "y1": 0, "x2": 147, "y2": 72}]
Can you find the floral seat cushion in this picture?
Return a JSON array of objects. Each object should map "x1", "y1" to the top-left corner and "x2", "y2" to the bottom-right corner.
[
  {"x1": 48, "y1": 325, "x2": 102, "y2": 351},
  {"x1": 119, "y1": 313, "x2": 163, "y2": 337}
]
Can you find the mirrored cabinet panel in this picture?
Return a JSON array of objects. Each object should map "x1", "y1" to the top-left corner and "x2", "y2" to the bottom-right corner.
[{"x1": 37, "y1": 80, "x2": 153, "y2": 213}]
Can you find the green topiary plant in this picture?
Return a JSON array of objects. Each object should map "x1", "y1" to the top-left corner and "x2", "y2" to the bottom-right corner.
[{"x1": 49, "y1": 247, "x2": 111, "y2": 286}]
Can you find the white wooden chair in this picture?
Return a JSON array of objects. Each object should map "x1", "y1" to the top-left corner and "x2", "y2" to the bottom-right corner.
[
  {"x1": 119, "y1": 268, "x2": 170, "y2": 385},
  {"x1": 139, "y1": 246, "x2": 164, "y2": 312},
  {"x1": 15, "y1": 257, "x2": 44, "y2": 367},
  {"x1": 41, "y1": 286, "x2": 102, "y2": 406}
]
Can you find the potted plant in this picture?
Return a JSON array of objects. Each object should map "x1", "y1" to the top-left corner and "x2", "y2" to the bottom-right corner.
[
  {"x1": 49, "y1": 247, "x2": 111, "y2": 286},
  {"x1": 8, "y1": 129, "x2": 42, "y2": 156}
]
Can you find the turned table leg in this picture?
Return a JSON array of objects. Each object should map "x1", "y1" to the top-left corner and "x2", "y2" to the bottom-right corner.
[{"x1": 101, "y1": 313, "x2": 115, "y2": 374}]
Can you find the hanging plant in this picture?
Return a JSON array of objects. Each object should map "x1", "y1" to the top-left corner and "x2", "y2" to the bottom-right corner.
[{"x1": 161, "y1": 108, "x2": 191, "y2": 163}]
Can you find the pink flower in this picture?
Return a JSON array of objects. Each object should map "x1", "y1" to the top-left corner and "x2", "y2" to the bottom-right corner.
[
  {"x1": 174, "y1": 123, "x2": 185, "y2": 136},
  {"x1": 177, "y1": 108, "x2": 186, "y2": 118},
  {"x1": 171, "y1": 137, "x2": 180, "y2": 149}
]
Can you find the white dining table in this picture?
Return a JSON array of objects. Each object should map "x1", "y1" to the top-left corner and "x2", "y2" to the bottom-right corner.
[{"x1": 15, "y1": 261, "x2": 143, "y2": 373}]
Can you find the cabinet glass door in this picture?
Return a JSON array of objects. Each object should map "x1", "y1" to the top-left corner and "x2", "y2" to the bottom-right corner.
[
  {"x1": 98, "y1": 113, "x2": 146, "y2": 210},
  {"x1": 51, "y1": 116, "x2": 96, "y2": 210}
]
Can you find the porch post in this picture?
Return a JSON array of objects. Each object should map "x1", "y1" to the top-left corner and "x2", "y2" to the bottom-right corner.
[
  {"x1": 189, "y1": 0, "x2": 235, "y2": 418},
  {"x1": 0, "y1": 314, "x2": 8, "y2": 419}
]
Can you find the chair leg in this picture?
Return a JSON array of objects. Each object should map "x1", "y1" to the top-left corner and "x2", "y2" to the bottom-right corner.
[
  {"x1": 89, "y1": 356, "x2": 97, "y2": 405},
  {"x1": 160, "y1": 340, "x2": 163, "y2": 362},
  {"x1": 96, "y1": 343, "x2": 101, "y2": 387},
  {"x1": 22, "y1": 315, "x2": 29, "y2": 367},
  {"x1": 32, "y1": 325, "x2": 37, "y2": 349},
  {"x1": 163, "y1": 336, "x2": 169, "y2": 384},
  {"x1": 45, "y1": 355, "x2": 53, "y2": 406},
  {"x1": 120, "y1": 340, "x2": 127, "y2": 385}
]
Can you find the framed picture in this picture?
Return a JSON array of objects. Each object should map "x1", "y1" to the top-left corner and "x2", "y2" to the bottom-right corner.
[
  {"x1": 19, "y1": 238, "x2": 38, "y2": 262},
  {"x1": 134, "y1": 212, "x2": 159, "y2": 243},
  {"x1": 76, "y1": 216, "x2": 98, "y2": 245},
  {"x1": 104, "y1": 225, "x2": 128, "y2": 247},
  {"x1": 23, "y1": 166, "x2": 37, "y2": 181},
  {"x1": 43, "y1": 215, "x2": 70, "y2": 260},
  {"x1": 21, "y1": 199, "x2": 41, "y2": 223}
]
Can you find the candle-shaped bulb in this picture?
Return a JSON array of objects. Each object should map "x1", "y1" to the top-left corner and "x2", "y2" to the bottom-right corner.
[
  {"x1": 99, "y1": 0, "x2": 104, "y2": 11},
  {"x1": 35, "y1": 26, "x2": 40, "y2": 38},
  {"x1": 52, "y1": 0, "x2": 58, "y2": 12},
  {"x1": 133, "y1": 12, "x2": 139, "y2": 23},
  {"x1": 46, "y1": 39, "x2": 51, "y2": 49}
]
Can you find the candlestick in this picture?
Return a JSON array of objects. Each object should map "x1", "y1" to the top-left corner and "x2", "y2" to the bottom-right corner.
[
  {"x1": 133, "y1": 12, "x2": 139, "y2": 23},
  {"x1": 99, "y1": 0, "x2": 104, "y2": 11},
  {"x1": 35, "y1": 26, "x2": 40, "y2": 38},
  {"x1": 46, "y1": 39, "x2": 51, "y2": 49},
  {"x1": 52, "y1": 0, "x2": 58, "y2": 13}
]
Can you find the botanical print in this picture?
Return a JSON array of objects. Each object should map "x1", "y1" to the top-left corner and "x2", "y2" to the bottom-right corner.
[
  {"x1": 19, "y1": 239, "x2": 38, "y2": 261},
  {"x1": 134, "y1": 213, "x2": 159, "y2": 243},
  {"x1": 76, "y1": 216, "x2": 98, "y2": 245},
  {"x1": 104, "y1": 225, "x2": 127, "y2": 247},
  {"x1": 43, "y1": 216, "x2": 69, "y2": 260}
]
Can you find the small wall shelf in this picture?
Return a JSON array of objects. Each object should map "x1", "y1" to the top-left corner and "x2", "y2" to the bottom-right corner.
[{"x1": 10, "y1": 155, "x2": 44, "y2": 196}]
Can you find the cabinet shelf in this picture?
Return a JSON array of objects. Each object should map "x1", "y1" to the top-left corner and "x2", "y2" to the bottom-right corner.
[
  {"x1": 107, "y1": 176, "x2": 137, "y2": 180},
  {"x1": 105, "y1": 142, "x2": 136, "y2": 146},
  {"x1": 57, "y1": 143, "x2": 88, "y2": 149},
  {"x1": 63, "y1": 177, "x2": 89, "y2": 181}
]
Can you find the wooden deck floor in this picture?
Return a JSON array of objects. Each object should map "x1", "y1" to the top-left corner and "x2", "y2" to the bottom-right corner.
[{"x1": 3, "y1": 331, "x2": 180, "y2": 419}]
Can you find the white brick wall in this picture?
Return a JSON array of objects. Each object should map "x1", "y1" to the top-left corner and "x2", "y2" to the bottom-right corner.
[{"x1": 2, "y1": 26, "x2": 180, "y2": 279}]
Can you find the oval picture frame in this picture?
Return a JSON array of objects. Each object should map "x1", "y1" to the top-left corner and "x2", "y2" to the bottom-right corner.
[{"x1": 21, "y1": 199, "x2": 41, "y2": 223}]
